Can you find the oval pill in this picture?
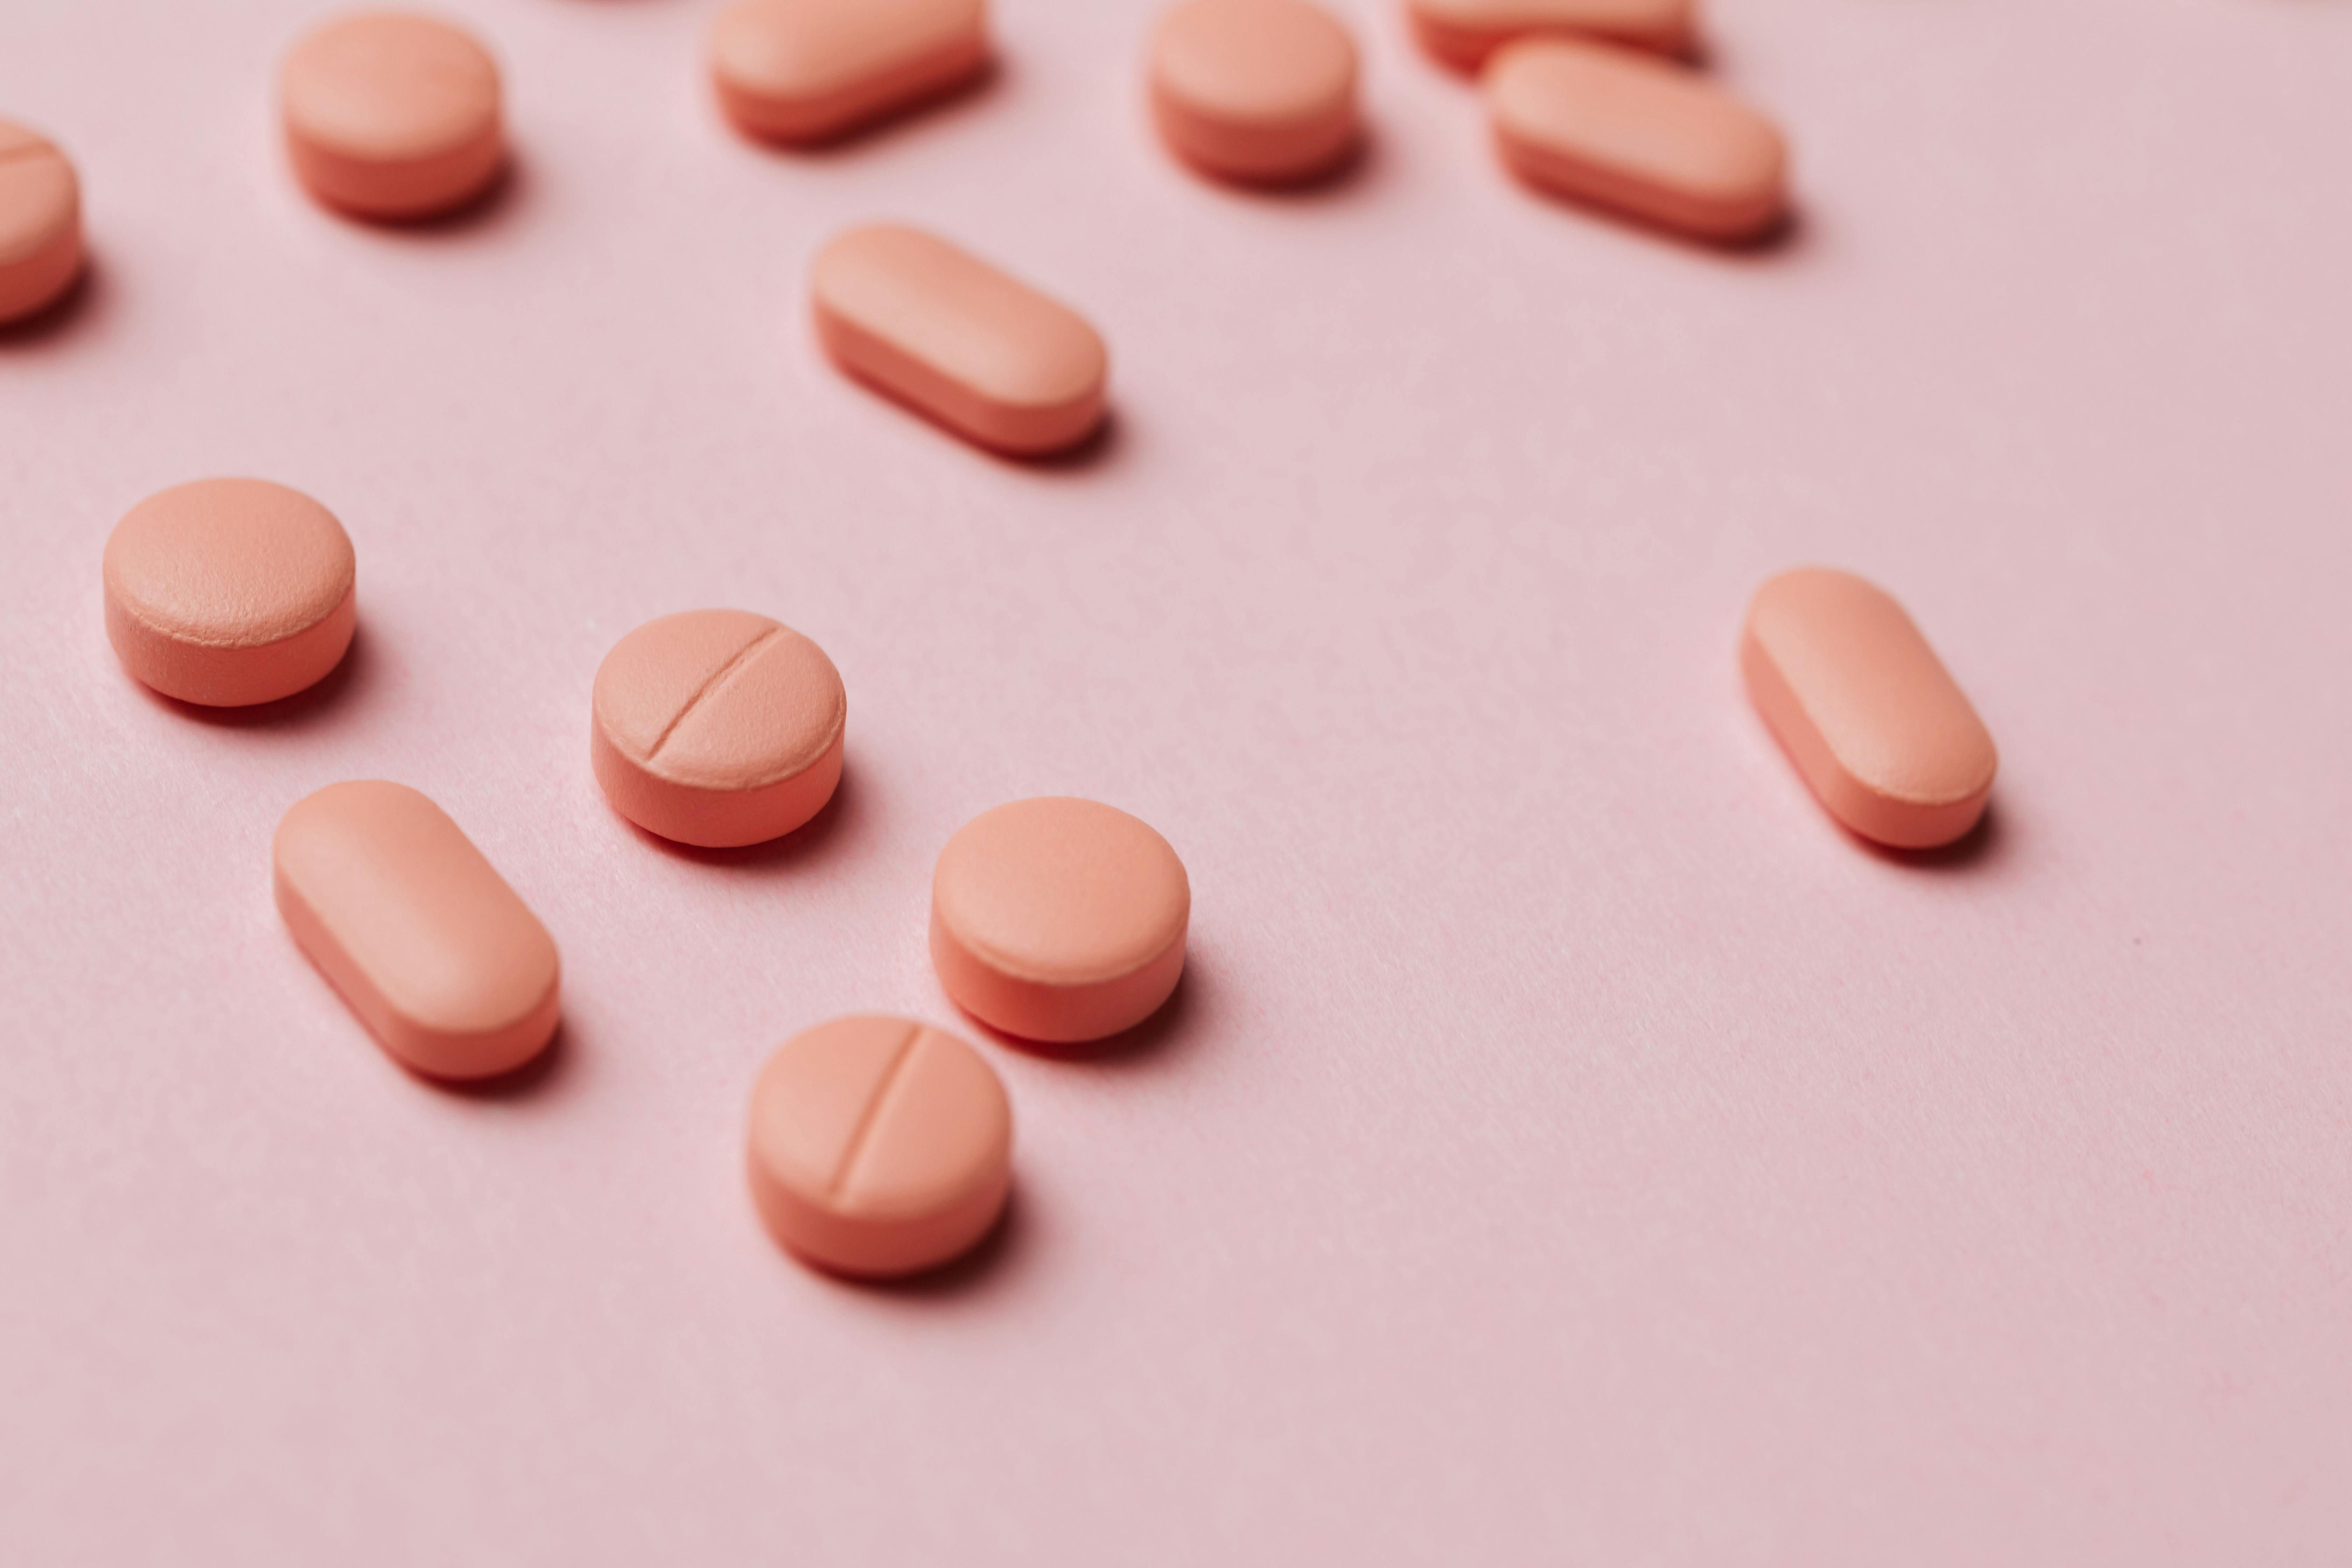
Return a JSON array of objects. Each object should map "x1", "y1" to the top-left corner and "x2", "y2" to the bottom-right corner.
[
  {"x1": 280, "y1": 12, "x2": 505, "y2": 220},
  {"x1": 710, "y1": 0, "x2": 989, "y2": 146},
  {"x1": 931, "y1": 797, "x2": 1189, "y2": 1044},
  {"x1": 811, "y1": 223, "x2": 1108, "y2": 457},
  {"x1": 1408, "y1": 0, "x2": 1694, "y2": 72},
  {"x1": 590, "y1": 608, "x2": 847, "y2": 849},
  {"x1": 274, "y1": 781, "x2": 562, "y2": 1081},
  {"x1": 747, "y1": 1014, "x2": 1013, "y2": 1278},
  {"x1": 1484, "y1": 37, "x2": 1786, "y2": 242},
  {"x1": 1148, "y1": 0, "x2": 1360, "y2": 186},
  {"x1": 1741, "y1": 568, "x2": 1998, "y2": 850},
  {"x1": 0, "y1": 118, "x2": 83, "y2": 324},
  {"x1": 103, "y1": 478, "x2": 357, "y2": 708}
]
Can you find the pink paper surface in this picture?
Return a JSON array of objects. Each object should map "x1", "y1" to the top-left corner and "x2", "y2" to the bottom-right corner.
[{"x1": 5, "y1": 1, "x2": 2349, "y2": 1561}]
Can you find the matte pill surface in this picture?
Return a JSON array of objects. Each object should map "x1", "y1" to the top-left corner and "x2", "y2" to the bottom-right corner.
[
  {"x1": 591, "y1": 608, "x2": 847, "y2": 849},
  {"x1": 1484, "y1": 37, "x2": 1786, "y2": 242},
  {"x1": 747, "y1": 1015, "x2": 1013, "y2": 1278},
  {"x1": 1408, "y1": 0, "x2": 1694, "y2": 71},
  {"x1": 280, "y1": 12, "x2": 504, "y2": 220},
  {"x1": 0, "y1": 119, "x2": 83, "y2": 324},
  {"x1": 710, "y1": 0, "x2": 989, "y2": 145},
  {"x1": 931, "y1": 797, "x2": 1189, "y2": 1044},
  {"x1": 1741, "y1": 568, "x2": 1998, "y2": 850},
  {"x1": 811, "y1": 223, "x2": 1108, "y2": 457},
  {"x1": 1148, "y1": 0, "x2": 1360, "y2": 186},
  {"x1": 274, "y1": 781, "x2": 562, "y2": 1081},
  {"x1": 103, "y1": 478, "x2": 357, "y2": 708}
]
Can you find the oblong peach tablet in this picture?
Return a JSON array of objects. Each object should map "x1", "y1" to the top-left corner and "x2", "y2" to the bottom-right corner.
[
  {"x1": 931, "y1": 797, "x2": 1189, "y2": 1044},
  {"x1": 274, "y1": 781, "x2": 561, "y2": 1080},
  {"x1": 103, "y1": 478, "x2": 357, "y2": 707},
  {"x1": 748, "y1": 1014, "x2": 1012, "y2": 1278},
  {"x1": 0, "y1": 119, "x2": 83, "y2": 324},
  {"x1": 1741, "y1": 568, "x2": 1998, "y2": 850},
  {"x1": 590, "y1": 608, "x2": 847, "y2": 849},
  {"x1": 811, "y1": 224, "x2": 1108, "y2": 457},
  {"x1": 1484, "y1": 37, "x2": 1785, "y2": 242},
  {"x1": 1148, "y1": 0, "x2": 1360, "y2": 186},
  {"x1": 710, "y1": 0, "x2": 989, "y2": 145},
  {"x1": 280, "y1": 12, "x2": 505, "y2": 220},
  {"x1": 1409, "y1": 0, "x2": 1694, "y2": 71}
]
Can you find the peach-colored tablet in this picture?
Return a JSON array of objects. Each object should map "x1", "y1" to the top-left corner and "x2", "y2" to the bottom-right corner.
[
  {"x1": 931, "y1": 797, "x2": 1189, "y2": 1044},
  {"x1": 1484, "y1": 37, "x2": 1785, "y2": 243},
  {"x1": 274, "y1": 781, "x2": 562, "y2": 1081},
  {"x1": 1408, "y1": 0, "x2": 1694, "y2": 72},
  {"x1": 747, "y1": 1014, "x2": 1012, "y2": 1278},
  {"x1": 280, "y1": 12, "x2": 505, "y2": 220},
  {"x1": 710, "y1": 0, "x2": 989, "y2": 146},
  {"x1": 103, "y1": 478, "x2": 357, "y2": 708},
  {"x1": 1148, "y1": 0, "x2": 1360, "y2": 186},
  {"x1": 590, "y1": 608, "x2": 847, "y2": 849},
  {"x1": 811, "y1": 223, "x2": 1108, "y2": 457},
  {"x1": 0, "y1": 119, "x2": 83, "y2": 324},
  {"x1": 1741, "y1": 568, "x2": 1998, "y2": 850}
]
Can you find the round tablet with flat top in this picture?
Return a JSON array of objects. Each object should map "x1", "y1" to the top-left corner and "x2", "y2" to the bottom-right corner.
[
  {"x1": 0, "y1": 118, "x2": 83, "y2": 324},
  {"x1": 1148, "y1": 0, "x2": 1360, "y2": 185},
  {"x1": 280, "y1": 11, "x2": 505, "y2": 220}
]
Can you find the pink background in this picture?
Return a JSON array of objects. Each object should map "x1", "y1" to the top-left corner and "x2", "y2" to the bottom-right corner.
[{"x1": 5, "y1": 0, "x2": 2350, "y2": 1561}]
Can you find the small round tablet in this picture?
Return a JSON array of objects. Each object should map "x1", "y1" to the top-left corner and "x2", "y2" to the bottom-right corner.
[
  {"x1": 710, "y1": 0, "x2": 990, "y2": 146},
  {"x1": 0, "y1": 118, "x2": 83, "y2": 324},
  {"x1": 591, "y1": 609, "x2": 846, "y2": 849},
  {"x1": 103, "y1": 478, "x2": 358, "y2": 708},
  {"x1": 931, "y1": 797, "x2": 1190, "y2": 1044},
  {"x1": 280, "y1": 11, "x2": 505, "y2": 220},
  {"x1": 1148, "y1": 0, "x2": 1359, "y2": 186},
  {"x1": 747, "y1": 1014, "x2": 1013, "y2": 1279}
]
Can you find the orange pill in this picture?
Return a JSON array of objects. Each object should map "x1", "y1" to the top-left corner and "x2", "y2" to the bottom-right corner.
[
  {"x1": 0, "y1": 118, "x2": 83, "y2": 324},
  {"x1": 590, "y1": 609, "x2": 847, "y2": 849},
  {"x1": 1741, "y1": 568, "x2": 1998, "y2": 850},
  {"x1": 811, "y1": 223, "x2": 1108, "y2": 457},
  {"x1": 747, "y1": 1015, "x2": 1013, "y2": 1278},
  {"x1": 710, "y1": 0, "x2": 989, "y2": 146},
  {"x1": 931, "y1": 798, "x2": 1189, "y2": 1044},
  {"x1": 274, "y1": 781, "x2": 562, "y2": 1081},
  {"x1": 103, "y1": 478, "x2": 358, "y2": 708},
  {"x1": 1148, "y1": 0, "x2": 1360, "y2": 186},
  {"x1": 280, "y1": 12, "x2": 505, "y2": 220},
  {"x1": 1408, "y1": 0, "x2": 1694, "y2": 72},
  {"x1": 1484, "y1": 37, "x2": 1786, "y2": 242}
]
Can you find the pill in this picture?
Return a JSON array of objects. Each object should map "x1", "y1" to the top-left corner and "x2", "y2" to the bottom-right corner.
[
  {"x1": 103, "y1": 478, "x2": 357, "y2": 708},
  {"x1": 590, "y1": 609, "x2": 847, "y2": 849},
  {"x1": 0, "y1": 119, "x2": 83, "y2": 324},
  {"x1": 710, "y1": 0, "x2": 989, "y2": 146},
  {"x1": 1484, "y1": 37, "x2": 1786, "y2": 243},
  {"x1": 811, "y1": 223, "x2": 1108, "y2": 457},
  {"x1": 1741, "y1": 568, "x2": 1998, "y2": 850},
  {"x1": 931, "y1": 797, "x2": 1189, "y2": 1044},
  {"x1": 280, "y1": 12, "x2": 505, "y2": 220},
  {"x1": 747, "y1": 1014, "x2": 1013, "y2": 1278},
  {"x1": 1148, "y1": 0, "x2": 1360, "y2": 186},
  {"x1": 274, "y1": 781, "x2": 562, "y2": 1081},
  {"x1": 1408, "y1": 0, "x2": 1694, "y2": 71}
]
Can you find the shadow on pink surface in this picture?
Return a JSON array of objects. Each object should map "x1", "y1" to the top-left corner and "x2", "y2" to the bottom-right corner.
[
  {"x1": 617, "y1": 762, "x2": 863, "y2": 874},
  {"x1": 950, "y1": 959, "x2": 1211, "y2": 1070},
  {"x1": 129, "y1": 622, "x2": 375, "y2": 732},
  {"x1": 0, "y1": 254, "x2": 105, "y2": 348}
]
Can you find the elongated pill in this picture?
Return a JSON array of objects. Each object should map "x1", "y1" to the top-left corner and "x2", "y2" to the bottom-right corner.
[
  {"x1": 1408, "y1": 0, "x2": 1694, "y2": 71},
  {"x1": 1149, "y1": 0, "x2": 1360, "y2": 186},
  {"x1": 811, "y1": 223, "x2": 1108, "y2": 456},
  {"x1": 748, "y1": 1015, "x2": 1013, "y2": 1278},
  {"x1": 710, "y1": 0, "x2": 988, "y2": 145},
  {"x1": 0, "y1": 118, "x2": 83, "y2": 324},
  {"x1": 1484, "y1": 37, "x2": 1785, "y2": 242},
  {"x1": 1741, "y1": 568, "x2": 1998, "y2": 850},
  {"x1": 274, "y1": 781, "x2": 561, "y2": 1080},
  {"x1": 281, "y1": 12, "x2": 505, "y2": 220}
]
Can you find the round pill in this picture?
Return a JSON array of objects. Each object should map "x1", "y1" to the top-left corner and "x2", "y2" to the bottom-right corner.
[
  {"x1": 1148, "y1": 0, "x2": 1360, "y2": 186},
  {"x1": 591, "y1": 609, "x2": 846, "y2": 849},
  {"x1": 710, "y1": 0, "x2": 989, "y2": 146},
  {"x1": 103, "y1": 478, "x2": 358, "y2": 708},
  {"x1": 280, "y1": 12, "x2": 505, "y2": 220},
  {"x1": 0, "y1": 118, "x2": 83, "y2": 324},
  {"x1": 1407, "y1": 0, "x2": 1694, "y2": 72},
  {"x1": 931, "y1": 797, "x2": 1189, "y2": 1044},
  {"x1": 747, "y1": 1015, "x2": 1013, "y2": 1279}
]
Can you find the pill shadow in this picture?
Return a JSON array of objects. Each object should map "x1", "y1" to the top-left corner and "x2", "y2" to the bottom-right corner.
[
  {"x1": 622, "y1": 763, "x2": 862, "y2": 873},
  {"x1": 420, "y1": 1021, "x2": 579, "y2": 1104},
  {"x1": 324, "y1": 159, "x2": 526, "y2": 240},
  {"x1": 1168, "y1": 125, "x2": 1382, "y2": 205},
  {"x1": 0, "y1": 255, "x2": 104, "y2": 346},
  {"x1": 131, "y1": 623, "x2": 373, "y2": 730},
  {"x1": 1857, "y1": 800, "x2": 2010, "y2": 874},
  {"x1": 823, "y1": 1187, "x2": 1028, "y2": 1304},
  {"x1": 741, "y1": 59, "x2": 1002, "y2": 158},
  {"x1": 956, "y1": 962, "x2": 1209, "y2": 1070}
]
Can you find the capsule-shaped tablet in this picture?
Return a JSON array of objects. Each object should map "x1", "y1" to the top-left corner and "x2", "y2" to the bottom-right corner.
[
  {"x1": 1741, "y1": 568, "x2": 1998, "y2": 850},
  {"x1": 811, "y1": 223, "x2": 1108, "y2": 457},
  {"x1": 280, "y1": 12, "x2": 505, "y2": 220},
  {"x1": 1408, "y1": 0, "x2": 1694, "y2": 72},
  {"x1": 1148, "y1": 0, "x2": 1361, "y2": 186},
  {"x1": 710, "y1": 0, "x2": 989, "y2": 146},
  {"x1": 0, "y1": 118, "x2": 84, "y2": 324},
  {"x1": 1484, "y1": 37, "x2": 1785, "y2": 243},
  {"x1": 274, "y1": 781, "x2": 562, "y2": 1080}
]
